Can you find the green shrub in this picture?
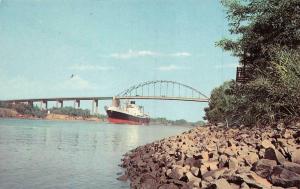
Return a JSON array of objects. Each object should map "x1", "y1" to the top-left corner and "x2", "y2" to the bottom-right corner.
[
  {"x1": 49, "y1": 107, "x2": 91, "y2": 118},
  {"x1": 204, "y1": 80, "x2": 236, "y2": 125},
  {"x1": 205, "y1": 49, "x2": 300, "y2": 126}
]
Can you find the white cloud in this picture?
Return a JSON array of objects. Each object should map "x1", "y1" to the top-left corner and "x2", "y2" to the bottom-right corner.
[
  {"x1": 170, "y1": 52, "x2": 191, "y2": 57},
  {"x1": 157, "y1": 64, "x2": 188, "y2": 71},
  {"x1": 70, "y1": 64, "x2": 114, "y2": 71},
  {"x1": 214, "y1": 63, "x2": 239, "y2": 69},
  {"x1": 110, "y1": 50, "x2": 158, "y2": 59},
  {"x1": 110, "y1": 49, "x2": 191, "y2": 59}
]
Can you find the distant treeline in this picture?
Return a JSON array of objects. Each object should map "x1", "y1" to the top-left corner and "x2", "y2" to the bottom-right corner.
[
  {"x1": 0, "y1": 102, "x2": 47, "y2": 118},
  {"x1": 50, "y1": 107, "x2": 91, "y2": 118},
  {"x1": 0, "y1": 102, "x2": 93, "y2": 119},
  {"x1": 150, "y1": 117, "x2": 205, "y2": 126}
]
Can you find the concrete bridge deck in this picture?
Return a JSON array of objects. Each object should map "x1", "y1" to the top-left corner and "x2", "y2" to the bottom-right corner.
[
  {"x1": 0, "y1": 97, "x2": 113, "y2": 103},
  {"x1": 0, "y1": 96, "x2": 209, "y2": 114},
  {"x1": 0, "y1": 96, "x2": 209, "y2": 103}
]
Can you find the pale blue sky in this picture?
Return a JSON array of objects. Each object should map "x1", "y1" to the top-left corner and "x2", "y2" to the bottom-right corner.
[{"x1": 0, "y1": 0, "x2": 238, "y2": 122}]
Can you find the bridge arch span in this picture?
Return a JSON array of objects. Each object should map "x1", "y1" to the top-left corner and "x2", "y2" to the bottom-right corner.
[{"x1": 116, "y1": 80, "x2": 209, "y2": 101}]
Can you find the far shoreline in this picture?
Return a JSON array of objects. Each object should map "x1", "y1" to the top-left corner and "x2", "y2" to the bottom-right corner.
[
  {"x1": 0, "y1": 107, "x2": 203, "y2": 127},
  {"x1": 0, "y1": 116, "x2": 198, "y2": 127}
]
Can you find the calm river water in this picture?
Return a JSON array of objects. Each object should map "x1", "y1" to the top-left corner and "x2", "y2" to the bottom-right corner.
[{"x1": 0, "y1": 119, "x2": 191, "y2": 189}]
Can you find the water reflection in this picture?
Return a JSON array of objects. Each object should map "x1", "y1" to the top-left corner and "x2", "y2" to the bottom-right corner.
[
  {"x1": 127, "y1": 126, "x2": 140, "y2": 148},
  {"x1": 0, "y1": 119, "x2": 191, "y2": 189},
  {"x1": 112, "y1": 129, "x2": 123, "y2": 152}
]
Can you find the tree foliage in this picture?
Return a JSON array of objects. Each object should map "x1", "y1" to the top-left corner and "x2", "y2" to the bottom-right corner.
[
  {"x1": 205, "y1": 0, "x2": 300, "y2": 126},
  {"x1": 49, "y1": 107, "x2": 91, "y2": 118},
  {"x1": 150, "y1": 117, "x2": 204, "y2": 126},
  {"x1": 217, "y1": 0, "x2": 299, "y2": 81},
  {"x1": 0, "y1": 103, "x2": 92, "y2": 119},
  {"x1": 0, "y1": 103, "x2": 47, "y2": 118},
  {"x1": 204, "y1": 81, "x2": 236, "y2": 124}
]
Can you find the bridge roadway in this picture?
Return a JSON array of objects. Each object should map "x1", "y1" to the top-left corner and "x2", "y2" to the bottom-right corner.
[
  {"x1": 1, "y1": 97, "x2": 113, "y2": 103},
  {"x1": 0, "y1": 96, "x2": 209, "y2": 114},
  {"x1": 0, "y1": 96, "x2": 209, "y2": 103}
]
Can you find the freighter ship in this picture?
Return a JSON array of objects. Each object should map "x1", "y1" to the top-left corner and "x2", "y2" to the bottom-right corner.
[{"x1": 105, "y1": 98, "x2": 150, "y2": 125}]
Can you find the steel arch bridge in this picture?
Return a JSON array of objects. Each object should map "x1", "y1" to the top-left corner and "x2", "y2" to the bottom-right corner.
[
  {"x1": 0, "y1": 80, "x2": 209, "y2": 113},
  {"x1": 115, "y1": 80, "x2": 209, "y2": 102}
]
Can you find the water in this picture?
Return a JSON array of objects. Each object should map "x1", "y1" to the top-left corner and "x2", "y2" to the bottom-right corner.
[{"x1": 0, "y1": 119, "x2": 191, "y2": 189}]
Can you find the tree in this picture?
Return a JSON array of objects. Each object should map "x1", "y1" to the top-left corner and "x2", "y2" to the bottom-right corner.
[
  {"x1": 204, "y1": 80, "x2": 236, "y2": 125},
  {"x1": 206, "y1": 0, "x2": 300, "y2": 126},
  {"x1": 218, "y1": 0, "x2": 299, "y2": 76}
]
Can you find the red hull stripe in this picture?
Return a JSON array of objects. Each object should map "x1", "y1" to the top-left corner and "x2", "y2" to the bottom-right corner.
[{"x1": 108, "y1": 118, "x2": 148, "y2": 125}]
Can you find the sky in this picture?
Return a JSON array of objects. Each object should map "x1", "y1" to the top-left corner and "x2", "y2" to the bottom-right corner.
[{"x1": 0, "y1": 0, "x2": 239, "y2": 122}]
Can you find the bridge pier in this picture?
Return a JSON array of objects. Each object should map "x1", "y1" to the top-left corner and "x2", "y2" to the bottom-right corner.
[
  {"x1": 27, "y1": 101, "x2": 33, "y2": 107},
  {"x1": 56, "y1": 100, "x2": 63, "y2": 108},
  {"x1": 74, "y1": 99, "x2": 80, "y2": 109},
  {"x1": 44, "y1": 100, "x2": 48, "y2": 109},
  {"x1": 92, "y1": 99, "x2": 98, "y2": 115},
  {"x1": 95, "y1": 100, "x2": 98, "y2": 114},
  {"x1": 40, "y1": 100, "x2": 48, "y2": 110}
]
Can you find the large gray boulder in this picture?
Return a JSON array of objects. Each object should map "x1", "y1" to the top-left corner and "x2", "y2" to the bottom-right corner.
[
  {"x1": 270, "y1": 166, "x2": 300, "y2": 188},
  {"x1": 264, "y1": 147, "x2": 285, "y2": 164},
  {"x1": 226, "y1": 172, "x2": 272, "y2": 188},
  {"x1": 282, "y1": 161, "x2": 300, "y2": 175},
  {"x1": 253, "y1": 159, "x2": 277, "y2": 178}
]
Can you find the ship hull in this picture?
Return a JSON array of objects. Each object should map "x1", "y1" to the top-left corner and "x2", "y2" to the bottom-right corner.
[{"x1": 106, "y1": 110, "x2": 150, "y2": 125}]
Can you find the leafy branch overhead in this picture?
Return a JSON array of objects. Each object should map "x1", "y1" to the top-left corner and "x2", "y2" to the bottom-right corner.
[{"x1": 206, "y1": 0, "x2": 300, "y2": 126}]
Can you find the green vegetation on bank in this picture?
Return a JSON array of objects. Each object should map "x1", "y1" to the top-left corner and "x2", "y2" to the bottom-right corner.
[
  {"x1": 50, "y1": 107, "x2": 91, "y2": 118},
  {"x1": 0, "y1": 102, "x2": 47, "y2": 118},
  {"x1": 150, "y1": 117, "x2": 205, "y2": 126},
  {"x1": 204, "y1": 0, "x2": 300, "y2": 126},
  {"x1": 0, "y1": 102, "x2": 202, "y2": 126},
  {"x1": 0, "y1": 102, "x2": 93, "y2": 119}
]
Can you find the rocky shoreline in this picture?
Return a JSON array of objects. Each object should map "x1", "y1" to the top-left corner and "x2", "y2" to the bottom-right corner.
[{"x1": 119, "y1": 124, "x2": 300, "y2": 189}]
